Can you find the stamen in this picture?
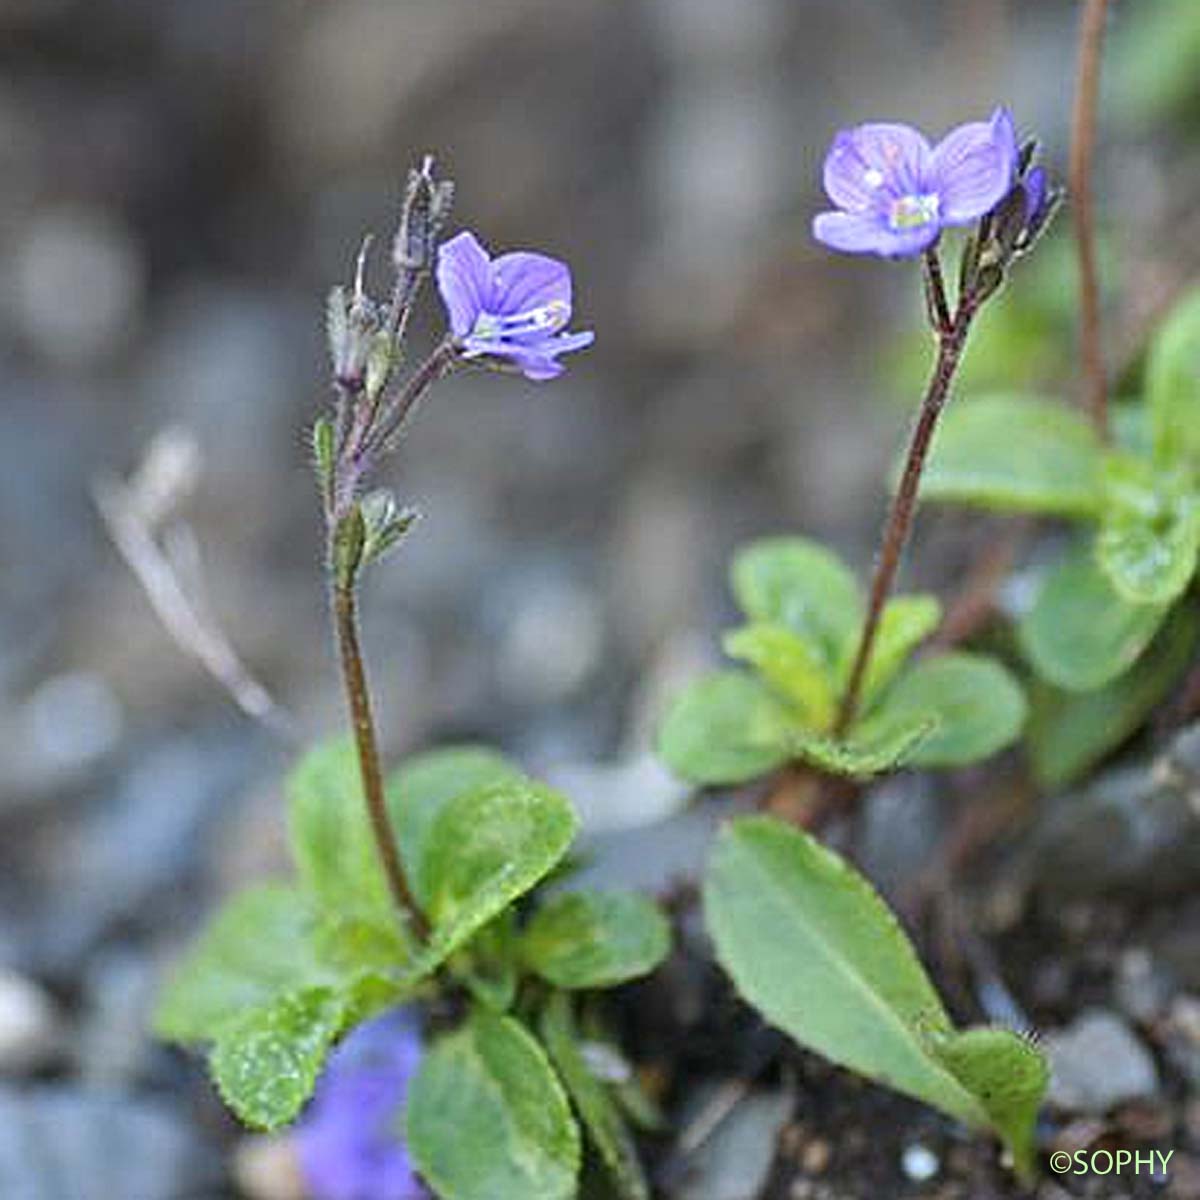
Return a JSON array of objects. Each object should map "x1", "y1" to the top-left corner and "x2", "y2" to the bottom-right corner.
[
  {"x1": 473, "y1": 300, "x2": 569, "y2": 341},
  {"x1": 889, "y1": 193, "x2": 940, "y2": 230}
]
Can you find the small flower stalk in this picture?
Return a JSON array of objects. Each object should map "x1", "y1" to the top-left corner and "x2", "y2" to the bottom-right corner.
[
  {"x1": 314, "y1": 158, "x2": 595, "y2": 942},
  {"x1": 813, "y1": 109, "x2": 1058, "y2": 733}
]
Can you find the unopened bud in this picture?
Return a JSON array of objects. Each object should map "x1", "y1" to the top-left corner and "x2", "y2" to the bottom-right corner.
[{"x1": 392, "y1": 156, "x2": 455, "y2": 277}]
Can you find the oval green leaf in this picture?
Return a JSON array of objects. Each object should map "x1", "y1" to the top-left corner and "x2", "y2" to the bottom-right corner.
[
  {"x1": 852, "y1": 593, "x2": 943, "y2": 705},
  {"x1": 1019, "y1": 548, "x2": 1170, "y2": 691},
  {"x1": 522, "y1": 890, "x2": 671, "y2": 990},
  {"x1": 918, "y1": 394, "x2": 1104, "y2": 518},
  {"x1": 704, "y1": 816, "x2": 1046, "y2": 1179},
  {"x1": 730, "y1": 537, "x2": 863, "y2": 672},
  {"x1": 1148, "y1": 286, "x2": 1200, "y2": 468},
  {"x1": 723, "y1": 622, "x2": 836, "y2": 729},
  {"x1": 863, "y1": 652, "x2": 1026, "y2": 769},
  {"x1": 407, "y1": 1013, "x2": 581, "y2": 1200},
  {"x1": 657, "y1": 670, "x2": 796, "y2": 786}
]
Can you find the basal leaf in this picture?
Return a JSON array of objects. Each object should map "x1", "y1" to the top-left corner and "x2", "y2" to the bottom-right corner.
[
  {"x1": 541, "y1": 992, "x2": 648, "y2": 1200},
  {"x1": 406, "y1": 1013, "x2": 581, "y2": 1200},
  {"x1": 723, "y1": 622, "x2": 836, "y2": 730},
  {"x1": 522, "y1": 890, "x2": 671, "y2": 990},
  {"x1": 210, "y1": 988, "x2": 344, "y2": 1130},
  {"x1": 657, "y1": 670, "x2": 796, "y2": 786},
  {"x1": 1148, "y1": 286, "x2": 1200, "y2": 469},
  {"x1": 730, "y1": 537, "x2": 863, "y2": 673},
  {"x1": 154, "y1": 885, "x2": 332, "y2": 1044},
  {"x1": 1027, "y1": 604, "x2": 1200, "y2": 788},
  {"x1": 864, "y1": 652, "x2": 1026, "y2": 768},
  {"x1": 1019, "y1": 547, "x2": 1169, "y2": 691},
  {"x1": 420, "y1": 779, "x2": 577, "y2": 966},
  {"x1": 852, "y1": 593, "x2": 942, "y2": 705},
  {"x1": 704, "y1": 817, "x2": 1046, "y2": 1178},
  {"x1": 287, "y1": 739, "x2": 394, "y2": 926},
  {"x1": 387, "y1": 745, "x2": 524, "y2": 909},
  {"x1": 918, "y1": 394, "x2": 1104, "y2": 518}
]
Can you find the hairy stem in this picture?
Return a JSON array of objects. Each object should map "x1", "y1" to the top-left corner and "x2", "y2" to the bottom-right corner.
[
  {"x1": 835, "y1": 271, "x2": 977, "y2": 736},
  {"x1": 331, "y1": 577, "x2": 427, "y2": 939},
  {"x1": 1069, "y1": 0, "x2": 1109, "y2": 438}
]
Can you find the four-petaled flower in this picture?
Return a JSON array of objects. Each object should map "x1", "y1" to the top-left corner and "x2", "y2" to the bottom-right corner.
[
  {"x1": 437, "y1": 231, "x2": 595, "y2": 381},
  {"x1": 813, "y1": 108, "x2": 1018, "y2": 258}
]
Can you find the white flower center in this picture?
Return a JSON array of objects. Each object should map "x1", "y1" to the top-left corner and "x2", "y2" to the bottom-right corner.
[
  {"x1": 863, "y1": 168, "x2": 885, "y2": 188},
  {"x1": 889, "y1": 193, "x2": 940, "y2": 231},
  {"x1": 473, "y1": 300, "x2": 569, "y2": 341}
]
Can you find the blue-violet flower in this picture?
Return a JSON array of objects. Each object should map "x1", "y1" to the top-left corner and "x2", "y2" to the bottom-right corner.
[
  {"x1": 813, "y1": 107, "x2": 1018, "y2": 258},
  {"x1": 297, "y1": 1011, "x2": 426, "y2": 1200},
  {"x1": 437, "y1": 231, "x2": 595, "y2": 380}
]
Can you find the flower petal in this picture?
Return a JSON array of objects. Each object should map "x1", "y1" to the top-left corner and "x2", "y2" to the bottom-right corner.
[
  {"x1": 823, "y1": 122, "x2": 933, "y2": 211},
  {"x1": 489, "y1": 251, "x2": 572, "y2": 318},
  {"x1": 436, "y1": 231, "x2": 492, "y2": 338},
  {"x1": 930, "y1": 106, "x2": 1017, "y2": 226},
  {"x1": 812, "y1": 209, "x2": 938, "y2": 258}
]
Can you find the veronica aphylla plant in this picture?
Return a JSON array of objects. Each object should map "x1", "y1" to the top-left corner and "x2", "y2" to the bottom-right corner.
[
  {"x1": 154, "y1": 161, "x2": 669, "y2": 1200},
  {"x1": 660, "y1": 110, "x2": 1054, "y2": 1180}
]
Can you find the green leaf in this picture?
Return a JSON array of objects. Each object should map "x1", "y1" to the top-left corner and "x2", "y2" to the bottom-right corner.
[
  {"x1": 287, "y1": 740, "x2": 394, "y2": 925},
  {"x1": 863, "y1": 653, "x2": 1026, "y2": 769},
  {"x1": 1019, "y1": 548, "x2": 1170, "y2": 691},
  {"x1": 926, "y1": 1027, "x2": 1049, "y2": 1181},
  {"x1": 1148, "y1": 286, "x2": 1200, "y2": 468},
  {"x1": 541, "y1": 993, "x2": 648, "y2": 1200},
  {"x1": 723, "y1": 623, "x2": 836, "y2": 729},
  {"x1": 210, "y1": 988, "x2": 344, "y2": 1130},
  {"x1": 522, "y1": 891, "x2": 671, "y2": 990},
  {"x1": 407, "y1": 1013, "x2": 581, "y2": 1200},
  {"x1": 791, "y1": 715, "x2": 934, "y2": 779},
  {"x1": 1098, "y1": 504, "x2": 1200, "y2": 606},
  {"x1": 657, "y1": 671, "x2": 796, "y2": 786},
  {"x1": 387, "y1": 745, "x2": 524, "y2": 910},
  {"x1": 853, "y1": 594, "x2": 942, "y2": 705},
  {"x1": 452, "y1": 911, "x2": 520, "y2": 1014},
  {"x1": 730, "y1": 537, "x2": 863, "y2": 673},
  {"x1": 155, "y1": 885, "x2": 332, "y2": 1043},
  {"x1": 420, "y1": 779, "x2": 578, "y2": 966},
  {"x1": 917, "y1": 394, "x2": 1104, "y2": 517},
  {"x1": 1027, "y1": 604, "x2": 1200, "y2": 788},
  {"x1": 704, "y1": 816, "x2": 1046, "y2": 1179}
]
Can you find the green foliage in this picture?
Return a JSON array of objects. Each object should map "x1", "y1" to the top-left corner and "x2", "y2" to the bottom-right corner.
[
  {"x1": 1114, "y1": 0, "x2": 1200, "y2": 126},
  {"x1": 1027, "y1": 605, "x2": 1200, "y2": 788},
  {"x1": 406, "y1": 1012, "x2": 581, "y2": 1200},
  {"x1": 730, "y1": 536, "x2": 862, "y2": 673},
  {"x1": 864, "y1": 653, "x2": 1027, "y2": 768},
  {"x1": 660, "y1": 537, "x2": 1024, "y2": 784},
  {"x1": 210, "y1": 989, "x2": 345, "y2": 1130},
  {"x1": 917, "y1": 394, "x2": 1104, "y2": 518},
  {"x1": 522, "y1": 891, "x2": 671, "y2": 990},
  {"x1": 1019, "y1": 548, "x2": 1169, "y2": 692},
  {"x1": 417, "y1": 779, "x2": 578, "y2": 955},
  {"x1": 541, "y1": 993, "x2": 649, "y2": 1200},
  {"x1": 704, "y1": 817, "x2": 1047, "y2": 1179},
  {"x1": 1148, "y1": 287, "x2": 1200, "y2": 470}
]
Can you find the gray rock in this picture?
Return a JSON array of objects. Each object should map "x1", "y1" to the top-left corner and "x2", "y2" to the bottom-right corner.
[
  {"x1": 1045, "y1": 1009, "x2": 1160, "y2": 1114},
  {"x1": 0, "y1": 973, "x2": 63, "y2": 1075},
  {"x1": 677, "y1": 1088, "x2": 792, "y2": 1200},
  {"x1": 1114, "y1": 948, "x2": 1176, "y2": 1025},
  {"x1": 857, "y1": 774, "x2": 943, "y2": 903},
  {"x1": 0, "y1": 1085, "x2": 222, "y2": 1200},
  {"x1": 76, "y1": 950, "x2": 158, "y2": 1085},
  {"x1": 1030, "y1": 723, "x2": 1200, "y2": 900}
]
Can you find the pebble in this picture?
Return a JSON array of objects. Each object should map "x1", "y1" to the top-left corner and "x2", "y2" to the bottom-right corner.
[
  {"x1": 679, "y1": 1088, "x2": 792, "y2": 1200},
  {"x1": 0, "y1": 1085, "x2": 221, "y2": 1199},
  {"x1": 1044, "y1": 1009, "x2": 1160, "y2": 1114},
  {"x1": 0, "y1": 972, "x2": 62, "y2": 1074},
  {"x1": 900, "y1": 1142, "x2": 939, "y2": 1182},
  {"x1": 1114, "y1": 947, "x2": 1175, "y2": 1025},
  {"x1": 232, "y1": 1134, "x2": 307, "y2": 1200}
]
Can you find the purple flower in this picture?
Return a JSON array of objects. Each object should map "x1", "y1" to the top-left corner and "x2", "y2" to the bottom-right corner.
[
  {"x1": 297, "y1": 1011, "x2": 427, "y2": 1200},
  {"x1": 436, "y1": 231, "x2": 595, "y2": 381},
  {"x1": 813, "y1": 108, "x2": 1018, "y2": 258}
]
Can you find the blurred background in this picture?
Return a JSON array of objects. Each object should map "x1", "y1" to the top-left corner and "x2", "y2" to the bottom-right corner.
[{"x1": 0, "y1": 0, "x2": 1197, "y2": 1196}]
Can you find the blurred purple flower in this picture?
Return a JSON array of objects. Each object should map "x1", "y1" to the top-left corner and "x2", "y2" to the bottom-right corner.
[
  {"x1": 436, "y1": 231, "x2": 595, "y2": 381},
  {"x1": 813, "y1": 108, "x2": 1018, "y2": 258},
  {"x1": 297, "y1": 1011, "x2": 427, "y2": 1200}
]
